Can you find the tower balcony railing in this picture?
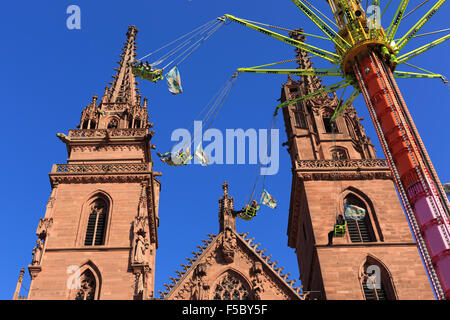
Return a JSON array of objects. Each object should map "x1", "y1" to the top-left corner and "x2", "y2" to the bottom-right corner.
[
  {"x1": 68, "y1": 128, "x2": 148, "y2": 138},
  {"x1": 51, "y1": 162, "x2": 151, "y2": 174},
  {"x1": 296, "y1": 159, "x2": 390, "y2": 171}
]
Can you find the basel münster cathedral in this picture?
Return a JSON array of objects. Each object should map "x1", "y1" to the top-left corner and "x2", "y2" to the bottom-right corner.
[{"x1": 13, "y1": 26, "x2": 433, "y2": 300}]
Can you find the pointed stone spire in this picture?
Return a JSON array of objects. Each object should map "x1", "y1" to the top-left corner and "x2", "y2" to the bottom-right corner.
[
  {"x1": 289, "y1": 28, "x2": 325, "y2": 95},
  {"x1": 13, "y1": 268, "x2": 25, "y2": 300},
  {"x1": 103, "y1": 25, "x2": 140, "y2": 106},
  {"x1": 218, "y1": 181, "x2": 235, "y2": 233}
]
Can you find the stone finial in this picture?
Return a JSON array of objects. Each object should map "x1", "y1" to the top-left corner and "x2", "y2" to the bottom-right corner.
[
  {"x1": 289, "y1": 27, "x2": 305, "y2": 42},
  {"x1": 127, "y1": 25, "x2": 139, "y2": 40},
  {"x1": 222, "y1": 181, "x2": 229, "y2": 197},
  {"x1": 91, "y1": 94, "x2": 98, "y2": 106},
  {"x1": 13, "y1": 268, "x2": 25, "y2": 300},
  {"x1": 219, "y1": 181, "x2": 235, "y2": 233},
  {"x1": 143, "y1": 97, "x2": 148, "y2": 109}
]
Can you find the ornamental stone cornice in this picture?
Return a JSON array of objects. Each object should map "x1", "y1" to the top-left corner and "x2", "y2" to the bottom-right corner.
[
  {"x1": 49, "y1": 174, "x2": 151, "y2": 186},
  {"x1": 67, "y1": 128, "x2": 153, "y2": 141},
  {"x1": 294, "y1": 159, "x2": 393, "y2": 181}
]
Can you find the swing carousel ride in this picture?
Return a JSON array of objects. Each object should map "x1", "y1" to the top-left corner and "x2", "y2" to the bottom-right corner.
[{"x1": 130, "y1": 0, "x2": 449, "y2": 299}]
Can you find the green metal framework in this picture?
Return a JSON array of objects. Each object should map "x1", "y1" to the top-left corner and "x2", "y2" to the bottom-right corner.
[{"x1": 225, "y1": 0, "x2": 448, "y2": 119}]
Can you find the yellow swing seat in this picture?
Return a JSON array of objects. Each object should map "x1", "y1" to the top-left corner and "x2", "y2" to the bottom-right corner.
[
  {"x1": 131, "y1": 62, "x2": 164, "y2": 83},
  {"x1": 240, "y1": 205, "x2": 260, "y2": 221},
  {"x1": 334, "y1": 221, "x2": 347, "y2": 238}
]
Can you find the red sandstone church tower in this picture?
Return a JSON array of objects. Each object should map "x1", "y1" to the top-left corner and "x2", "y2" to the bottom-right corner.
[
  {"x1": 281, "y1": 30, "x2": 434, "y2": 300},
  {"x1": 23, "y1": 26, "x2": 161, "y2": 300}
]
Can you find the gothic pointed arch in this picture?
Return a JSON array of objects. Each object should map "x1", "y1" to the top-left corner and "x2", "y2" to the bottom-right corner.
[
  {"x1": 359, "y1": 254, "x2": 397, "y2": 300},
  {"x1": 76, "y1": 191, "x2": 113, "y2": 246},
  {"x1": 212, "y1": 269, "x2": 253, "y2": 300},
  {"x1": 69, "y1": 260, "x2": 102, "y2": 300},
  {"x1": 339, "y1": 187, "x2": 383, "y2": 242}
]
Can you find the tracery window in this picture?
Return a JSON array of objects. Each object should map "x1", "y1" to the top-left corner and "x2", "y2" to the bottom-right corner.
[
  {"x1": 75, "y1": 269, "x2": 96, "y2": 300},
  {"x1": 213, "y1": 273, "x2": 251, "y2": 300},
  {"x1": 84, "y1": 198, "x2": 108, "y2": 246}
]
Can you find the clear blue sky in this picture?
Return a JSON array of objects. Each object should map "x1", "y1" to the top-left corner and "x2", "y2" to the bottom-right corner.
[{"x1": 1, "y1": 1, "x2": 448, "y2": 299}]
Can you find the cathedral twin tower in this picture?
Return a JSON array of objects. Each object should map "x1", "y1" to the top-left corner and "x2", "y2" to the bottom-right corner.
[{"x1": 16, "y1": 26, "x2": 434, "y2": 300}]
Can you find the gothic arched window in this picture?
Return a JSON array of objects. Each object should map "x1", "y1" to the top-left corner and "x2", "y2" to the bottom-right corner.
[
  {"x1": 84, "y1": 198, "x2": 108, "y2": 246},
  {"x1": 89, "y1": 120, "x2": 97, "y2": 129},
  {"x1": 213, "y1": 272, "x2": 251, "y2": 300},
  {"x1": 82, "y1": 120, "x2": 89, "y2": 129},
  {"x1": 360, "y1": 256, "x2": 397, "y2": 300},
  {"x1": 75, "y1": 269, "x2": 97, "y2": 300},
  {"x1": 134, "y1": 119, "x2": 141, "y2": 129},
  {"x1": 323, "y1": 116, "x2": 339, "y2": 133},
  {"x1": 344, "y1": 194, "x2": 376, "y2": 243}
]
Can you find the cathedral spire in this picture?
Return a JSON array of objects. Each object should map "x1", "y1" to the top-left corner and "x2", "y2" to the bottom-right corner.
[
  {"x1": 289, "y1": 28, "x2": 326, "y2": 95},
  {"x1": 103, "y1": 25, "x2": 140, "y2": 106}
]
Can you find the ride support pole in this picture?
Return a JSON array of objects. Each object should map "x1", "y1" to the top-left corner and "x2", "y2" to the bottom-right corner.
[{"x1": 354, "y1": 50, "x2": 450, "y2": 299}]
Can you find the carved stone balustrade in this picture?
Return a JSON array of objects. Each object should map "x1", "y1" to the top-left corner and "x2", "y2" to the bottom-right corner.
[
  {"x1": 68, "y1": 128, "x2": 148, "y2": 138},
  {"x1": 295, "y1": 159, "x2": 392, "y2": 181},
  {"x1": 51, "y1": 163, "x2": 150, "y2": 174}
]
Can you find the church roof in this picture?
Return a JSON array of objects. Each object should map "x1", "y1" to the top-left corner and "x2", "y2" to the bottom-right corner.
[{"x1": 158, "y1": 183, "x2": 308, "y2": 300}]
